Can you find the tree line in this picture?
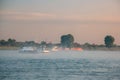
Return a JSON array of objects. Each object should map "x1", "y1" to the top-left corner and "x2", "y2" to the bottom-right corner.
[
  {"x1": 0, "y1": 38, "x2": 39, "y2": 47},
  {"x1": 60, "y1": 34, "x2": 116, "y2": 49},
  {"x1": 0, "y1": 34, "x2": 118, "y2": 49}
]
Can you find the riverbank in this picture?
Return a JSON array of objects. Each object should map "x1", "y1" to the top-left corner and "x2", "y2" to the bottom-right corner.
[
  {"x1": 0, "y1": 46, "x2": 20, "y2": 50},
  {"x1": 82, "y1": 46, "x2": 120, "y2": 51},
  {"x1": 0, "y1": 46, "x2": 120, "y2": 51}
]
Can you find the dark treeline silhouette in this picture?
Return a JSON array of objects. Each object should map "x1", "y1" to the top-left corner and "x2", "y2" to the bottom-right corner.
[
  {"x1": 61, "y1": 34, "x2": 74, "y2": 49},
  {"x1": 104, "y1": 35, "x2": 115, "y2": 48},
  {"x1": 0, "y1": 38, "x2": 16, "y2": 46},
  {"x1": 0, "y1": 35, "x2": 119, "y2": 50},
  {"x1": 0, "y1": 39, "x2": 39, "y2": 47}
]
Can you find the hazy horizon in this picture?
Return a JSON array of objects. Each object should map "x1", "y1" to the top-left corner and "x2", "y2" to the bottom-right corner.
[{"x1": 0, "y1": 0, "x2": 120, "y2": 45}]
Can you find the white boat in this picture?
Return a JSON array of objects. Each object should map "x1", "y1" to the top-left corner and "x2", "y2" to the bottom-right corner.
[
  {"x1": 42, "y1": 50, "x2": 50, "y2": 53},
  {"x1": 52, "y1": 46, "x2": 58, "y2": 51},
  {"x1": 42, "y1": 48, "x2": 50, "y2": 53},
  {"x1": 19, "y1": 47, "x2": 37, "y2": 53}
]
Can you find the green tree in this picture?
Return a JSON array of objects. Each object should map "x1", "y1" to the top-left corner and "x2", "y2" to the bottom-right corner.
[
  {"x1": 0, "y1": 40, "x2": 7, "y2": 46},
  {"x1": 73, "y1": 42, "x2": 81, "y2": 48},
  {"x1": 8, "y1": 38, "x2": 16, "y2": 46},
  {"x1": 104, "y1": 35, "x2": 115, "y2": 48},
  {"x1": 61, "y1": 34, "x2": 74, "y2": 49},
  {"x1": 41, "y1": 41, "x2": 46, "y2": 50},
  {"x1": 24, "y1": 41, "x2": 36, "y2": 46}
]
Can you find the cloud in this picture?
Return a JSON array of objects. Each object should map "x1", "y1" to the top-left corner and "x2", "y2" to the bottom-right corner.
[
  {"x1": 0, "y1": 11, "x2": 56, "y2": 20},
  {"x1": 0, "y1": 10, "x2": 120, "y2": 24}
]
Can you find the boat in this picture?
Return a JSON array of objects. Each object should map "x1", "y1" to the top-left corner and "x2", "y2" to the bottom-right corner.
[
  {"x1": 42, "y1": 50, "x2": 50, "y2": 53},
  {"x1": 42, "y1": 48, "x2": 50, "y2": 53},
  {"x1": 52, "y1": 46, "x2": 58, "y2": 51},
  {"x1": 19, "y1": 47, "x2": 37, "y2": 53}
]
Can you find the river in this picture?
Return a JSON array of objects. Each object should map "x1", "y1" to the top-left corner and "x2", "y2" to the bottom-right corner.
[{"x1": 0, "y1": 50, "x2": 120, "y2": 80}]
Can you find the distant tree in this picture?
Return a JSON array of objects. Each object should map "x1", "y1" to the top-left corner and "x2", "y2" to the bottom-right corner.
[
  {"x1": 47, "y1": 42, "x2": 53, "y2": 48},
  {"x1": 8, "y1": 38, "x2": 16, "y2": 46},
  {"x1": 104, "y1": 35, "x2": 115, "y2": 48},
  {"x1": 24, "y1": 41, "x2": 36, "y2": 46},
  {"x1": 73, "y1": 42, "x2": 81, "y2": 48},
  {"x1": 83, "y1": 43, "x2": 91, "y2": 47},
  {"x1": 0, "y1": 40, "x2": 7, "y2": 46},
  {"x1": 41, "y1": 41, "x2": 47, "y2": 50},
  {"x1": 41, "y1": 41, "x2": 46, "y2": 46},
  {"x1": 61, "y1": 34, "x2": 74, "y2": 49}
]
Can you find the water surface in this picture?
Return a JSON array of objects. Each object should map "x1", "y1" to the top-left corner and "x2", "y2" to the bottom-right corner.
[{"x1": 0, "y1": 50, "x2": 120, "y2": 80}]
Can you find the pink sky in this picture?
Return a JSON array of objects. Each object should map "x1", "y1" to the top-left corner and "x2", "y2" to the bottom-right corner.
[{"x1": 0, "y1": 0, "x2": 120, "y2": 44}]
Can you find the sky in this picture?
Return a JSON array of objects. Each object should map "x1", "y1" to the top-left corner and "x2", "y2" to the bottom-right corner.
[{"x1": 0, "y1": 0, "x2": 120, "y2": 44}]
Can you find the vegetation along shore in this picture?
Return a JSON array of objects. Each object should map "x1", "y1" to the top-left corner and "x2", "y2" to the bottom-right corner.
[{"x1": 0, "y1": 34, "x2": 120, "y2": 51}]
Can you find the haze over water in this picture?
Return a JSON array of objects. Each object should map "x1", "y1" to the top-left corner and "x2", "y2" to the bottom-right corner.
[{"x1": 0, "y1": 50, "x2": 120, "y2": 80}]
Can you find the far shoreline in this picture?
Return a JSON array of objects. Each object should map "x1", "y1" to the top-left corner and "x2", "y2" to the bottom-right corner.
[{"x1": 0, "y1": 46, "x2": 120, "y2": 51}]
